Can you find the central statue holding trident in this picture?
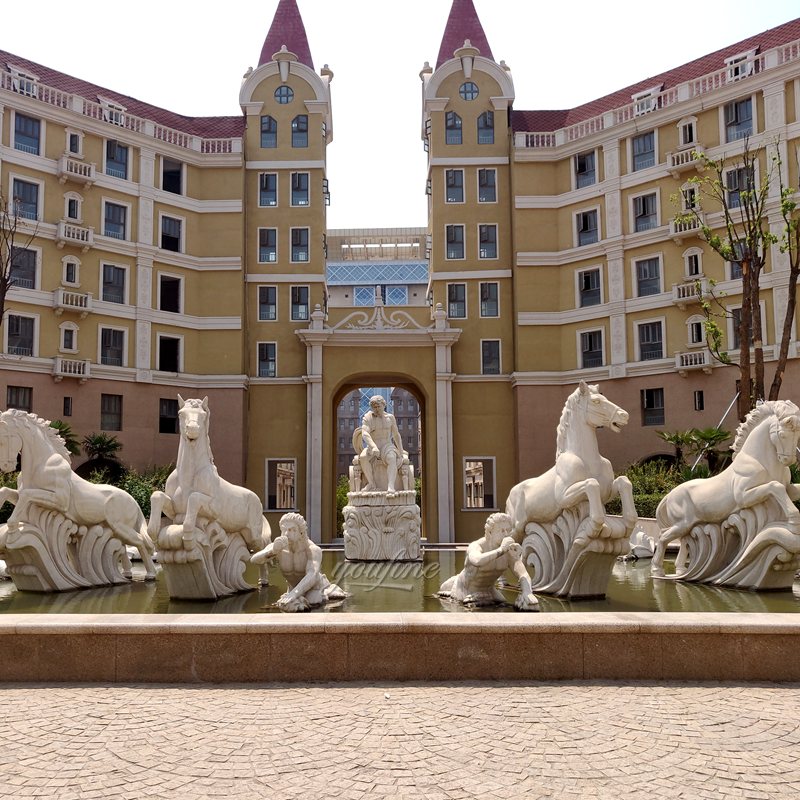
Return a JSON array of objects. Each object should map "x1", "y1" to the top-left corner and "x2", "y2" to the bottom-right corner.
[{"x1": 359, "y1": 395, "x2": 404, "y2": 496}]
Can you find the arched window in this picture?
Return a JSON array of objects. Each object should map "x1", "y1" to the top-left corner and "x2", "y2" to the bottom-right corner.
[
  {"x1": 460, "y1": 82, "x2": 479, "y2": 101},
  {"x1": 477, "y1": 111, "x2": 494, "y2": 145},
  {"x1": 292, "y1": 115, "x2": 308, "y2": 148},
  {"x1": 261, "y1": 116, "x2": 277, "y2": 148},
  {"x1": 274, "y1": 86, "x2": 293, "y2": 104},
  {"x1": 445, "y1": 111, "x2": 461, "y2": 145}
]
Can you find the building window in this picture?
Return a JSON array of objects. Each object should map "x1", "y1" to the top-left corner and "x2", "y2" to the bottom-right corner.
[
  {"x1": 446, "y1": 224, "x2": 464, "y2": 259},
  {"x1": 477, "y1": 111, "x2": 494, "y2": 144},
  {"x1": 581, "y1": 330, "x2": 603, "y2": 368},
  {"x1": 158, "y1": 337, "x2": 180, "y2": 372},
  {"x1": 261, "y1": 115, "x2": 277, "y2": 148},
  {"x1": 100, "y1": 328, "x2": 125, "y2": 366},
  {"x1": 690, "y1": 320, "x2": 704, "y2": 345},
  {"x1": 727, "y1": 167, "x2": 753, "y2": 209},
  {"x1": 258, "y1": 342, "x2": 277, "y2": 377},
  {"x1": 634, "y1": 194, "x2": 658, "y2": 232},
  {"x1": 681, "y1": 185, "x2": 698, "y2": 212},
  {"x1": 464, "y1": 458, "x2": 494, "y2": 509},
  {"x1": 161, "y1": 216, "x2": 182, "y2": 252},
  {"x1": 162, "y1": 158, "x2": 182, "y2": 194},
  {"x1": 575, "y1": 151, "x2": 596, "y2": 188},
  {"x1": 68, "y1": 133, "x2": 81, "y2": 155},
  {"x1": 680, "y1": 120, "x2": 697, "y2": 147},
  {"x1": 349, "y1": 399, "x2": 355, "y2": 411},
  {"x1": 61, "y1": 324, "x2": 77, "y2": 352},
  {"x1": 478, "y1": 168, "x2": 496, "y2": 203},
  {"x1": 639, "y1": 321, "x2": 663, "y2": 360},
  {"x1": 632, "y1": 131, "x2": 655, "y2": 171},
  {"x1": 694, "y1": 390, "x2": 704, "y2": 411},
  {"x1": 291, "y1": 228, "x2": 309, "y2": 262},
  {"x1": 63, "y1": 397, "x2": 73, "y2": 417},
  {"x1": 291, "y1": 286, "x2": 309, "y2": 321},
  {"x1": 7, "y1": 315, "x2": 34, "y2": 356},
  {"x1": 274, "y1": 86, "x2": 293, "y2": 104},
  {"x1": 687, "y1": 253, "x2": 701, "y2": 276},
  {"x1": 729, "y1": 241, "x2": 746, "y2": 279},
  {"x1": 577, "y1": 210, "x2": 598, "y2": 246},
  {"x1": 12, "y1": 179, "x2": 38, "y2": 220},
  {"x1": 642, "y1": 388, "x2": 665, "y2": 426},
  {"x1": 159, "y1": 275, "x2": 181, "y2": 313},
  {"x1": 260, "y1": 173, "x2": 277, "y2": 206},
  {"x1": 725, "y1": 98, "x2": 753, "y2": 142},
  {"x1": 67, "y1": 197, "x2": 80, "y2": 220},
  {"x1": 579, "y1": 268, "x2": 601, "y2": 307},
  {"x1": 448, "y1": 283, "x2": 466, "y2": 318},
  {"x1": 292, "y1": 115, "x2": 308, "y2": 147},
  {"x1": 446, "y1": 169, "x2": 464, "y2": 203},
  {"x1": 636, "y1": 258, "x2": 661, "y2": 296},
  {"x1": 14, "y1": 113, "x2": 40, "y2": 155},
  {"x1": 159, "y1": 398, "x2": 179, "y2": 434},
  {"x1": 101, "y1": 394, "x2": 122, "y2": 431},
  {"x1": 480, "y1": 282, "x2": 499, "y2": 317},
  {"x1": 386, "y1": 286, "x2": 408, "y2": 306},
  {"x1": 259, "y1": 286, "x2": 277, "y2": 320},
  {"x1": 259, "y1": 229, "x2": 277, "y2": 262},
  {"x1": 445, "y1": 111, "x2": 462, "y2": 145},
  {"x1": 105, "y1": 140, "x2": 128, "y2": 179},
  {"x1": 291, "y1": 173, "x2": 309, "y2": 206},
  {"x1": 100, "y1": 100, "x2": 126, "y2": 126},
  {"x1": 104, "y1": 203, "x2": 127, "y2": 239},
  {"x1": 102, "y1": 264, "x2": 126, "y2": 304},
  {"x1": 266, "y1": 459, "x2": 296, "y2": 510},
  {"x1": 481, "y1": 340, "x2": 501, "y2": 374},
  {"x1": 7, "y1": 386, "x2": 32, "y2": 412},
  {"x1": 731, "y1": 307, "x2": 755, "y2": 350},
  {"x1": 479, "y1": 225, "x2": 497, "y2": 259},
  {"x1": 354, "y1": 287, "x2": 375, "y2": 306},
  {"x1": 459, "y1": 82, "x2": 479, "y2": 100},
  {"x1": 10, "y1": 69, "x2": 38, "y2": 98},
  {"x1": 64, "y1": 260, "x2": 79, "y2": 285},
  {"x1": 9, "y1": 248, "x2": 36, "y2": 289}
]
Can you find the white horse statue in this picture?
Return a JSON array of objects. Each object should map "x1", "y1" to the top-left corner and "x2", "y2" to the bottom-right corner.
[
  {"x1": 505, "y1": 381, "x2": 637, "y2": 597},
  {"x1": 652, "y1": 400, "x2": 800, "y2": 590},
  {"x1": 148, "y1": 396, "x2": 271, "y2": 599},
  {"x1": 0, "y1": 409, "x2": 156, "y2": 592}
]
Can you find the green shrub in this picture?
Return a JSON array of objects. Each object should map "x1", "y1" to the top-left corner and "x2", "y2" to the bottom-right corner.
[
  {"x1": 118, "y1": 465, "x2": 172, "y2": 518},
  {"x1": 0, "y1": 472, "x2": 17, "y2": 524},
  {"x1": 606, "y1": 492, "x2": 664, "y2": 519},
  {"x1": 336, "y1": 474, "x2": 350, "y2": 535}
]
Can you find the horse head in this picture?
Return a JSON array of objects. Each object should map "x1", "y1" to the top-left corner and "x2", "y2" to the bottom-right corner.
[
  {"x1": 177, "y1": 395, "x2": 210, "y2": 444},
  {"x1": 0, "y1": 413, "x2": 23, "y2": 472},
  {"x1": 768, "y1": 401, "x2": 800, "y2": 466},
  {"x1": 576, "y1": 381, "x2": 629, "y2": 433}
]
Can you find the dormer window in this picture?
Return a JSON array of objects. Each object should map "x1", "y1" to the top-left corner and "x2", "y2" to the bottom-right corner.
[
  {"x1": 459, "y1": 82, "x2": 479, "y2": 101},
  {"x1": 726, "y1": 49, "x2": 758, "y2": 82},
  {"x1": 98, "y1": 98, "x2": 126, "y2": 126},
  {"x1": 632, "y1": 85, "x2": 663, "y2": 117},
  {"x1": 274, "y1": 86, "x2": 294, "y2": 104},
  {"x1": 9, "y1": 65, "x2": 38, "y2": 97}
]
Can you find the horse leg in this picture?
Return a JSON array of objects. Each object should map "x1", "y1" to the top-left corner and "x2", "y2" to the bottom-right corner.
[
  {"x1": 183, "y1": 492, "x2": 218, "y2": 535},
  {"x1": 104, "y1": 505, "x2": 158, "y2": 581},
  {"x1": 148, "y1": 491, "x2": 175, "y2": 539},
  {"x1": 558, "y1": 478, "x2": 605, "y2": 532},
  {"x1": 652, "y1": 522, "x2": 689, "y2": 577},
  {"x1": 120, "y1": 549, "x2": 133, "y2": 579},
  {"x1": 8, "y1": 488, "x2": 68, "y2": 527},
  {"x1": 737, "y1": 481, "x2": 800, "y2": 523},
  {"x1": 613, "y1": 475, "x2": 638, "y2": 528}
]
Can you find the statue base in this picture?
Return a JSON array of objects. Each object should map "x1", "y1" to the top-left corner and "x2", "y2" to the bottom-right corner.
[
  {"x1": 343, "y1": 491, "x2": 421, "y2": 562},
  {"x1": 521, "y1": 507, "x2": 632, "y2": 598},
  {"x1": 156, "y1": 522, "x2": 254, "y2": 600},
  {"x1": 0, "y1": 507, "x2": 130, "y2": 593}
]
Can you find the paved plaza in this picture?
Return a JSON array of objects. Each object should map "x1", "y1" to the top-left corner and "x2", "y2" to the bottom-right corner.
[{"x1": 1, "y1": 682, "x2": 799, "y2": 799}]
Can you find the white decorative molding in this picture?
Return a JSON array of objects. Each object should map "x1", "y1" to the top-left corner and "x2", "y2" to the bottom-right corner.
[
  {"x1": 137, "y1": 264, "x2": 152, "y2": 308},
  {"x1": 607, "y1": 256, "x2": 625, "y2": 302},
  {"x1": 429, "y1": 157, "x2": 509, "y2": 166},
  {"x1": 245, "y1": 274, "x2": 325, "y2": 283},
  {"x1": 138, "y1": 198, "x2": 153, "y2": 244},
  {"x1": 428, "y1": 269, "x2": 512, "y2": 282},
  {"x1": 245, "y1": 160, "x2": 326, "y2": 170},
  {"x1": 610, "y1": 314, "x2": 626, "y2": 365},
  {"x1": 135, "y1": 320, "x2": 151, "y2": 371},
  {"x1": 606, "y1": 191, "x2": 622, "y2": 238}
]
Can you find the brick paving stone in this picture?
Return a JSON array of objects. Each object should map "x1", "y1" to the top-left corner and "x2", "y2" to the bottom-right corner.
[{"x1": 0, "y1": 682, "x2": 799, "y2": 798}]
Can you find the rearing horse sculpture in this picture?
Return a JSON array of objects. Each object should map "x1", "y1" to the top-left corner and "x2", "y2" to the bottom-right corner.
[
  {"x1": 505, "y1": 381, "x2": 637, "y2": 597},
  {"x1": 148, "y1": 397, "x2": 271, "y2": 599}
]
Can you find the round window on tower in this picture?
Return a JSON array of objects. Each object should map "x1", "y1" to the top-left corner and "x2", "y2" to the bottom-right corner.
[
  {"x1": 459, "y1": 82, "x2": 479, "y2": 101},
  {"x1": 275, "y1": 86, "x2": 294, "y2": 104}
]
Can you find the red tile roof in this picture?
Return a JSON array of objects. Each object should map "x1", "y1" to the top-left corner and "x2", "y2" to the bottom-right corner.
[
  {"x1": 1, "y1": 49, "x2": 244, "y2": 139},
  {"x1": 436, "y1": 0, "x2": 494, "y2": 69},
  {"x1": 258, "y1": 0, "x2": 315, "y2": 70},
  {"x1": 512, "y1": 16, "x2": 800, "y2": 132}
]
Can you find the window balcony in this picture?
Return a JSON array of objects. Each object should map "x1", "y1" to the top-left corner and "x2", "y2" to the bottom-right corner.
[
  {"x1": 666, "y1": 146, "x2": 705, "y2": 179},
  {"x1": 675, "y1": 349, "x2": 713, "y2": 377},
  {"x1": 57, "y1": 156, "x2": 96, "y2": 189},
  {"x1": 55, "y1": 221, "x2": 95, "y2": 254},
  {"x1": 52, "y1": 357, "x2": 91, "y2": 384},
  {"x1": 53, "y1": 287, "x2": 93, "y2": 319},
  {"x1": 671, "y1": 279, "x2": 710, "y2": 311},
  {"x1": 669, "y1": 212, "x2": 705, "y2": 245}
]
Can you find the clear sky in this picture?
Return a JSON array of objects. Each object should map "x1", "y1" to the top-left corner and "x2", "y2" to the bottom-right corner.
[{"x1": 3, "y1": 1, "x2": 799, "y2": 229}]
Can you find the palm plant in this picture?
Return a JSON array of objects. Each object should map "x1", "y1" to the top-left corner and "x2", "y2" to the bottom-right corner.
[
  {"x1": 655, "y1": 429, "x2": 691, "y2": 465},
  {"x1": 687, "y1": 426, "x2": 732, "y2": 474},
  {"x1": 82, "y1": 433, "x2": 123, "y2": 462},
  {"x1": 49, "y1": 419, "x2": 81, "y2": 457}
]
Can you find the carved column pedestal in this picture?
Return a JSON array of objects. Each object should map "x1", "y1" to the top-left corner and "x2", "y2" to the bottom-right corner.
[{"x1": 343, "y1": 491, "x2": 422, "y2": 562}]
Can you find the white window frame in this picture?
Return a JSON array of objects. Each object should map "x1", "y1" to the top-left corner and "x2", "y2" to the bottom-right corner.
[
  {"x1": 727, "y1": 300, "x2": 767, "y2": 351},
  {"x1": 462, "y1": 456, "x2": 497, "y2": 512},
  {"x1": 477, "y1": 223, "x2": 498, "y2": 260},
  {"x1": 682, "y1": 247, "x2": 704, "y2": 279},
  {"x1": 101, "y1": 197, "x2": 132, "y2": 242},
  {"x1": 686, "y1": 314, "x2": 706, "y2": 348},
  {"x1": 573, "y1": 205, "x2": 601, "y2": 249},
  {"x1": 258, "y1": 284, "x2": 279, "y2": 322},
  {"x1": 719, "y1": 94, "x2": 758, "y2": 145},
  {"x1": 59, "y1": 321, "x2": 80, "y2": 354},
  {"x1": 723, "y1": 160, "x2": 760, "y2": 216},
  {"x1": 479, "y1": 281, "x2": 500, "y2": 318},
  {"x1": 97, "y1": 324, "x2": 129, "y2": 368},
  {"x1": 290, "y1": 284, "x2": 311, "y2": 321},
  {"x1": 679, "y1": 180, "x2": 700, "y2": 213},
  {"x1": 257, "y1": 341, "x2": 278, "y2": 378},
  {"x1": 160, "y1": 157, "x2": 186, "y2": 195},
  {"x1": 63, "y1": 191, "x2": 83, "y2": 223},
  {"x1": 444, "y1": 168, "x2": 465, "y2": 204},
  {"x1": 677, "y1": 116, "x2": 698, "y2": 149},
  {"x1": 628, "y1": 129, "x2": 659, "y2": 173},
  {"x1": 64, "y1": 127, "x2": 85, "y2": 157},
  {"x1": 156, "y1": 271, "x2": 184, "y2": 314},
  {"x1": 8, "y1": 243, "x2": 42, "y2": 292},
  {"x1": 8, "y1": 172, "x2": 45, "y2": 222},
  {"x1": 576, "y1": 326, "x2": 606, "y2": 370},
  {"x1": 574, "y1": 264, "x2": 605, "y2": 308},
  {"x1": 480, "y1": 338, "x2": 502, "y2": 374},
  {"x1": 632, "y1": 84, "x2": 663, "y2": 117},
  {"x1": 445, "y1": 223, "x2": 466, "y2": 260},
  {"x1": 11, "y1": 109, "x2": 46, "y2": 158},
  {"x1": 476, "y1": 167, "x2": 498, "y2": 203},
  {"x1": 572, "y1": 148, "x2": 599, "y2": 191},
  {"x1": 98, "y1": 261, "x2": 131, "y2": 306},
  {"x1": 265, "y1": 457, "x2": 298, "y2": 512},
  {"x1": 258, "y1": 172, "x2": 279, "y2": 207},
  {"x1": 61, "y1": 255, "x2": 81, "y2": 287},
  {"x1": 3, "y1": 311, "x2": 40, "y2": 358},
  {"x1": 158, "y1": 211, "x2": 186, "y2": 254},
  {"x1": 725, "y1": 49, "x2": 758, "y2": 82},
  {"x1": 629, "y1": 189, "x2": 661, "y2": 234},
  {"x1": 98, "y1": 97, "x2": 127, "y2": 127},
  {"x1": 102, "y1": 137, "x2": 130, "y2": 180},
  {"x1": 258, "y1": 227, "x2": 278, "y2": 263},
  {"x1": 8, "y1": 64, "x2": 39, "y2": 98},
  {"x1": 156, "y1": 331, "x2": 184, "y2": 373},
  {"x1": 290, "y1": 227, "x2": 310, "y2": 263},
  {"x1": 634, "y1": 316, "x2": 667, "y2": 362},
  {"x1": 290, "y1": 171, "x2": 311, "y2": 207},
  {"x1": 446, "y1": 282, "x2": 468, "y2": 320},
  {"x1": 631, "y1": 253, "x2": 665, "y2": 298}
]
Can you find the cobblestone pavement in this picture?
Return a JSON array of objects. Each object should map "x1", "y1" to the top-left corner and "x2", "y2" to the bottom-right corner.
[{"x1": 1, "y1": 682, "x2": 799, "y2": 799}]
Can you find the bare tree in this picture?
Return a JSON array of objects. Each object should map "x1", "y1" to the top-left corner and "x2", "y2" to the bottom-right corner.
[
  {"x1": 674, "y1": 139, "x2": 799, "y2": 420},
  {"x1": 0, "y1": 188, "x2": 40, "y2": 334}
]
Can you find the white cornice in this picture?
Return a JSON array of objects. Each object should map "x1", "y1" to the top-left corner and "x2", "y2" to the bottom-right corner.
[
  {"x1": 245, "y1": 273, "x2": 326, "y2": 283},
  {"x1": 249, "y1": 376, "x2": 306, "y2": 385},
  {"x1": 246, "y1": 160, "x2": 326, "y2": 170},
  {"x1": 430, "y1": 157, "x2": 509, "y2": 166},
  {"x1": 429, "y1": 269, "x2": 512, "y2": 281}
]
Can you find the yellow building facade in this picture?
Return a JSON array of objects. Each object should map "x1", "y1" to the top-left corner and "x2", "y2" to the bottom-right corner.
[{"x1": 1, "y1": 0, "x2": 800, "y2": 543}]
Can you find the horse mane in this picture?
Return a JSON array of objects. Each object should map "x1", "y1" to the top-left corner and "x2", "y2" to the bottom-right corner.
[
  {"x1": 555, "y1": 384, "x2": 598, "y2": 458},
  {"x1": 731, "y1": 400, "x2": 800, "y2": 460},
  {"x1": 2, "y1": 410, "x2": 72, "y2": 461}
]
